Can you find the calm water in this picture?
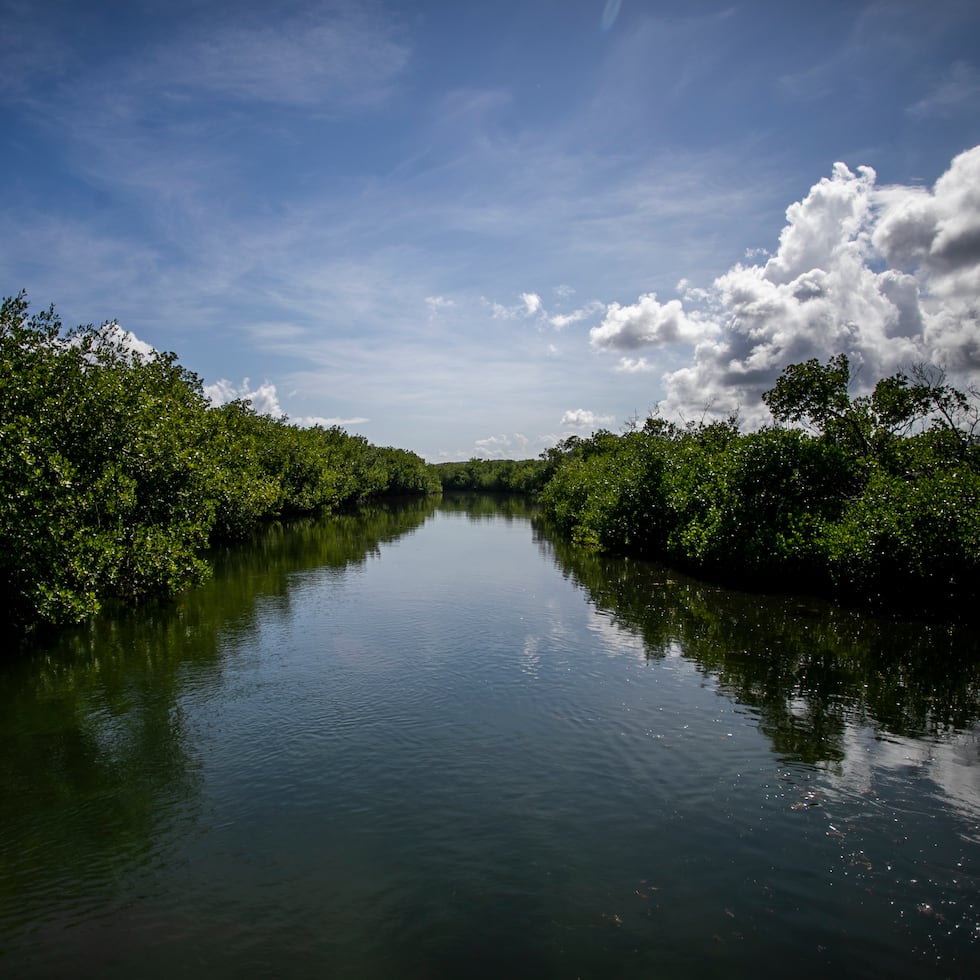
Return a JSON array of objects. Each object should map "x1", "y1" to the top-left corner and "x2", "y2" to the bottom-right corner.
[{"x1": 2, "y1": 495, "x2": 979, "y2": 979}]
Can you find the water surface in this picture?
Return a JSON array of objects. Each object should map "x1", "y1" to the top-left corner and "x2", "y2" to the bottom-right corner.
[{"x1": 2, "y1": 495, "x2": 979, "y2": 978}]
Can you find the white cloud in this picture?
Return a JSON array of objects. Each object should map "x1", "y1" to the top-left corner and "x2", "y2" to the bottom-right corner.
[
  {"x1": 521, "y1": 291, "x2": 542, "y2": 315},
  {"x1": 593, "y1": 146, "x2": 980, "y2": 428},
  {"x1": 488, "y1": 292, "x2": 545, "y2": 320},
  {"x1": 615, "y1": 357, "x2": 656, "y2": 373},
  {"x1": 204, "y1": 377, "x2": 284, "y2": 417},
  {"x1": 549, "y1": 301, "x2": 604, "y2": 330},
  {"x1": 473, "y1": 432, "x2": 530, "y2": 459},
  {"x1": 676, "y1": 278, "x2": 713, "y2": 304},
  {"x1": 244, "y1": 382, "x2": 285, "y2": 418},
  {"x1": 560, "y1": 408, "x2": 615, "y2": 429},
  {"x1": 425, "y1": 295, "x2": 455, "y2": 312},
  {"x1": 202, "y1": 379, "x2": 240, "y2": 405},
  {"x1": 293, "y1": 415, "x2": 370, "y2": 429},
  {"x1": 95, "y1": 320, "x2": 155, "y2": 360},
  {"x1": 762, "y1": 162, "x2": 875, "y2": 286},
  {"x1": 590, "y1": 293, "x2": 719, "y2": 349},
  {"x1": 204, "y1": 381, "x2": 369, "y2": 429}
]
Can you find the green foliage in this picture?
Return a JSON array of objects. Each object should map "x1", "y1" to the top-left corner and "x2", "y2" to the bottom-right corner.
[
  {"x1": 668, "y1": 428, "x2": 856, "y2": 579},
  {"x1": 432, "y1": 457, "x2": 549, "y2": 494},
  {"x1": 0, "y1": 293, "x2": 437, "y2": 632},
  {"x1": 204, "y1": 401, "x2": 286, "y2": 539},
  {"x1": 763, "y1": 353, "x2": 980, "y2": 467},
  {"x1": 821, "y1": 465, "x2": 980, "y2": 614},
  {"x1": 540, "y1": 356, "x2": 980, "y2": 619},
  {"x1": 763, "y1": 353, "x2": 853, "y2": 430},
  {"x1": 0, "y1": 294, "x2": 218, "y2": 625},
  {"x1": 539, "y1": 431, "x2": 671, "y2": 551}
]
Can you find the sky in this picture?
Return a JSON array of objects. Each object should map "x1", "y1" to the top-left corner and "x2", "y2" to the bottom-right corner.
[{"x1": 2, "y1": 0, "x2": 979, "y2": 460}]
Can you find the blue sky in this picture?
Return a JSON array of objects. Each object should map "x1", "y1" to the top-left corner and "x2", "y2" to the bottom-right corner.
[{"x1": 3, "y1": 0, "x2": 979, "y2": 460}]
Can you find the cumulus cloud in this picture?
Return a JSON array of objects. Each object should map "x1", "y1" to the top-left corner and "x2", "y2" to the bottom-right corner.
[
  {"x1": 560, "y1": 408, "x2": 615, "y2": 429},
  {"x1": 204, "y1": 379, "x2": 368, "y2": 428},
  {"x1": 878, "y1": 146, "x2": 980, "y2": 288},
  {"x1": 95, "y1": 320, "x2": 155, "y2": 359},
  {"x1": 590, "y1": 293, "x2": 719, "y2": 349},
  {"x1": 474, "y1": 432, "x2": 530, "y2": 459},
  {"x1": 521, "y1": 292, "x2": 542, "y2": 315},
  {"x1": 594, "y1": 145, "x2": 980, "y2": 427},
  {"x1": 204, "y1": 377, "x2": 284, "y2": 417}
]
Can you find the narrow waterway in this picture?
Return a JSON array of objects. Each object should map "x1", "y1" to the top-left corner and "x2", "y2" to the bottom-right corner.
[{"x1": 2, "y1": 494, "x2": 978, "y2": 978}]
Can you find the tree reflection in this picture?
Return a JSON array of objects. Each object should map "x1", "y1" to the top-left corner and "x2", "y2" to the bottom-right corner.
[
  {"x1": 0, "y1": 496, "x2": 439, "y2": 937},
  {"x1": 535, "y1": 515, "x2": 980, "y2": 764},
  {"x1": 436, "y1": 491, "x2": 540, "y2": 521}
]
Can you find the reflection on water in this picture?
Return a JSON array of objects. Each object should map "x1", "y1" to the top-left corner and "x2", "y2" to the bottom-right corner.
[
  {"x1": 539, "y1": 521, "x2": 980, "y2": 754},
  {"x1": 1, "y1": 495, "x2": 978, "y2": 978},
  {"x1": 0, "y1": 498, "x2": 437, "y2": 954}
]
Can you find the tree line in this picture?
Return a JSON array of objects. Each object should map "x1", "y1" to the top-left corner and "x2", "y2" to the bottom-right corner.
[
  {"x1": 5, "y1": 289, "x2": 977, "y2": 630},
  {"x1": 1, "y1": 293, "x2": 438, "y2": 631},
  {"x1": 432, "y1": 457, "x2": 549, "y2": 494},
  {"x1": 536, "y1": 354, "x2": 980, "y2": 620}
]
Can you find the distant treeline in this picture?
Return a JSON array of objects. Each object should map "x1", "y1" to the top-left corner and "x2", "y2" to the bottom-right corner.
[
  {"x1": 1, "y1": 293, "x2": 438, "y2": 630},
  {"x1": 536, "y1": 354, "x2": 980, "y2": 621},
  {"x1": 432, "y1": 458, "x2": 549, "y2": 494}
]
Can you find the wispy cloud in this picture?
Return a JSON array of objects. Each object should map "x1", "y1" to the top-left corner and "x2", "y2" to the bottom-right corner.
[
  {"x1": 486, "y1": 292, "x2": 546, "y2": 320},
  {"x1": 908, "y1": 60, "x2": 980, "y2": 118},
  {"x1": 0, "y1": 1, "x2": 75, "y2": 99},
  {"x1": 160, "y1": 3, "x2": 411, "y2": 109},
  {"x1": 293, "y1": 415, "x2": 371, "y2": 429},
  {"x1": 426, "y1": 295, "x2": 455, "y2": 313},
  {"x1": 615, "y1": 357, "x2": 657, "y2": 373},
  {"x1": 549, "y1": 301, "x2": 604, "y2": 330},
  {"x1": 600, "y1": 0, "x2": 623, "y2": 33},
  {"x1": 3, "y1": 1, "x2": 977, "y2": 464},
  {"x1": 560, "y1": 409, "x2": 615, "y2": 429}
]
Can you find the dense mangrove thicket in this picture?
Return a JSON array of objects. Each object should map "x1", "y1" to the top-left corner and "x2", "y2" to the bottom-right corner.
[
  {"x1": 6, "y1": 288, "x2": 978, "y2": 631},
  {"x1": 432, "y1": 457, "x2": 549, "y2": 494},
  {"x1": 538, "y1": 354, "x2": 980, "y2": 620},
  {"x1": 0, "y1": 293, "x2": 438, "y2": 630}
]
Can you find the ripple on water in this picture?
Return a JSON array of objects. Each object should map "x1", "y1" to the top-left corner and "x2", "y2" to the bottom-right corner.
[{"x1": 5, "y1": 501, "x2": 980, "y2": 979}]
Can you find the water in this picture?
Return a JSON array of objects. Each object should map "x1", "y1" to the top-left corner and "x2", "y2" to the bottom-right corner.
[{"x1": 2, "y1": 495, "x2": 979, "y2": 978}]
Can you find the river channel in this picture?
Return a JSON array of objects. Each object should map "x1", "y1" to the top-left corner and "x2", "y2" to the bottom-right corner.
[{"x1": 2, "y1": 494, "x2": 979, "y2": 978}]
